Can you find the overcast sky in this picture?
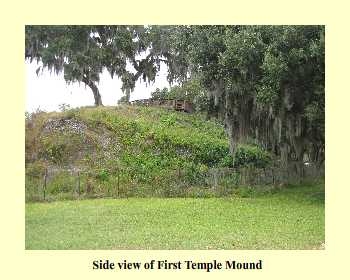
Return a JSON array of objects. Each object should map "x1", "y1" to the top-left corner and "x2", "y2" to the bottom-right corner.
[{"x1": 26, "y1": 60, "x2": 171, "y2": 113}]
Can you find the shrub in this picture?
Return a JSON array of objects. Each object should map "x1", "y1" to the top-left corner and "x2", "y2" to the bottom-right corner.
[
  {"x1": 233, "y1": 144, "x2": 272, "y2": 168},
  {"x1": 95, "y1": 169, "x2": 110, "y2": 181}
]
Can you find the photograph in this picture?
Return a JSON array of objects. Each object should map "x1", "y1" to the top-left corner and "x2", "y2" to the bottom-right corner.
[{"x1": 25, "y1": 25, "x2": 325, "y2": 250}]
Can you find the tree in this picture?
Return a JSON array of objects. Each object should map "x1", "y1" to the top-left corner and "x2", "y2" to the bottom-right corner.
[
  {"x1": 160, "y1": 25, "x2": 325, "y2": 167},
  {"x1": 220, "y1": 26, "x2": 325, "y2": 166},
  {"x1": 151, "y1": 87, "x2": 170, "y2": 100},
  {"x1": 117, "y1": 95, "x2": 129, "y2": 105},
  {"x1": 26, "y1": 26, "x2": 104, "y2": 105},
  {"x1": 25, "y1": 25, "x2": 160, "y2": 106}
]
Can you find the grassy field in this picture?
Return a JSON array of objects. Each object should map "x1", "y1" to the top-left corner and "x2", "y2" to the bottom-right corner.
[{"x1": 25, "y1": 183, "x2": 324, "y2": 250}]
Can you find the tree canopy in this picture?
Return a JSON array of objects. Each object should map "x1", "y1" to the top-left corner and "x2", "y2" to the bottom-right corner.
[
  {"x1": 25, "y1": 25, "x2": 160, "y2": 105},
  {"x1": 159, "y1": 25, "x2": 325, "y2": 166}
]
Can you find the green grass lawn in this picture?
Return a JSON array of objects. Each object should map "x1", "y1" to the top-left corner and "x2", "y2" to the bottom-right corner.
[{"x1": 25, "y1": 183, "x2": 325, "y2": 250}]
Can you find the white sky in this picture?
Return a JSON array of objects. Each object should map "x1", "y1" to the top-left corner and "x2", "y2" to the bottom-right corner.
[{"x1": 26, "y1": 60, "x2": 171, "y2": 112}]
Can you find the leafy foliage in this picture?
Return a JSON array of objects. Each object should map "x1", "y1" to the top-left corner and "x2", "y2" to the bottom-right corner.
[
  {"x1": 158, "y1": 25, "x2": 325, "y2": 166},
  {"x1": 233, "y1": 144, "x2": 272, "y2": 168},
  {"x1": 25, "y1": 25, "x2": 162, "y2": 105},
  {"x1": 151, "y1": 78, "x2": 208, "y2": 112},
  {"x1": 25, "y1": 106, "x2": 238, "y2": 199}
]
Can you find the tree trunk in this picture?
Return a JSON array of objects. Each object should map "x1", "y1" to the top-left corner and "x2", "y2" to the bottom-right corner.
[
  {"x1": 82, "y1": 76, "x2": 103, "y2": 106},
  {"x1": 125, "y1": 88, "x2": 131, "y2": 103}
]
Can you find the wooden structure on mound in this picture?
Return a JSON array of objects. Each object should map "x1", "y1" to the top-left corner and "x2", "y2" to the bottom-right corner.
[{"x1": 130, "y1": 99, "x2": 194, "y2": 113}]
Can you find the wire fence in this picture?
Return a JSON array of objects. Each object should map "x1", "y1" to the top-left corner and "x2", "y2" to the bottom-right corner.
[{"x1": 25, "y1": 163, "x2": 324, "y2": 202}]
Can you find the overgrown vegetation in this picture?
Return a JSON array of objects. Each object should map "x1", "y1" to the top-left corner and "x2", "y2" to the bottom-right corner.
[{"x1": 25, "y1": 106, "x2": 282, "y2": 201}]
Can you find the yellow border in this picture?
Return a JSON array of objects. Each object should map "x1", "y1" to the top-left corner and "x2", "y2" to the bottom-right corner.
[{"x1": 1, "y1": 0, "x2": 349, "y2": 279}]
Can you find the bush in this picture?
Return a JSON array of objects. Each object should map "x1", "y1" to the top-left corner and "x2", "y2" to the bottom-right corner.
[
  {"x1": 95, "y1": 169, "x2": 110, "y2": 181},
  {"x1": 233, "y1": 144, "x2": 272, "y2": 168}
]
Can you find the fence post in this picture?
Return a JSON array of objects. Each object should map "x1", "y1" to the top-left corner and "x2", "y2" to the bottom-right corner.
[
  {"x1": 213, "y1": 170, "x2": 218, "y2": 189},
  {"x1": 116, "y1": 168, "x2": 120, "y2": 197},
  {"x1": 242, "y1": 167, "x2": 246, "y2": 186},
  {"x1": 177, "y1": 166, "x2": 182, "y2": 187},
  {"x1": 43, "y1": 167, "x2": 48, "y2": 200},
  {"x1": 76, "y1": 170, "x2": 80, "y2": 196}
]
